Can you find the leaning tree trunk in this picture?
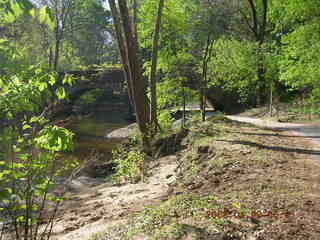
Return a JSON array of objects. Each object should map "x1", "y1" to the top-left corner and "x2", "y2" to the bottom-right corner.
[
  {"x1": 108, "y1": 0, "x2": 134, "y2": 107},
  {"x1": 150, "y1": 0, "x2": 165, "y2": 132},
  {"x1": 115, "y1": 0, "x2": 151, "y2": 151}
]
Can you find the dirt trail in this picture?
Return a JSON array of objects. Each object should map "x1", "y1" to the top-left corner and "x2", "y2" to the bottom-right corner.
[
  {"x1": 227, "y1": 115, "x2": 320, "y2": 163},
  {"x1": 51, "y1": 155, "x2": 177, "y2": 240}
]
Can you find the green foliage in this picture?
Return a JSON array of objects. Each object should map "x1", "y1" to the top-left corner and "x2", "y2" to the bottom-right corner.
[
  {"x1": 158, "y1": 110, "x2": 174, "y2": 133},
  {"x1": 0, "y1": 117, "x2": 74, "y2": 239},
  {"x1": 138, "y1": 0, "x2": 194, "y2": 52},
  {"x1": 270, "y1": 0, "x2": 319, "y2": 30},
  {"x1": 63, "y1": 0, "x2": 114, "y2": 67},
  {"x1": 280, "y1": 23, "x2": 320, "y2": 90},
  {"x1": 0, "y1": 39, "x2": 74, "y2": 238},
  {"x1": 272, "y1": 0, "x2": 320, "y2": 103},
  {"x1": 207, "y1": 37, "x2": 280, "y2": 102},
  {"x1": 1, "y1": 0, "x2": 115, "y2": 70},
  {"x1": 208, "y1": 38, "x2": 257, "y2": 99},
  {"x1": 112, "y1": 146, "x2": 145, "y2": 184},
  {"x1": 139, "y1": 0, "x2": 198, "y2": 114}
]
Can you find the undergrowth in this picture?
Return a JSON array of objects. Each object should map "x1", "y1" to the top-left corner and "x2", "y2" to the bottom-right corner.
[{"x1": 111, "y1": 145, "x2": 146, "y2": 184}]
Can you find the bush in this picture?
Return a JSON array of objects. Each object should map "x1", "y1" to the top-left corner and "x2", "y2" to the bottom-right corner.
[
  {"x1": 0, "y1": 66, "x2": 74, "y2": 240},
  {"x1": 112, "y1": 146, "x2": 146, "y2": 184}
]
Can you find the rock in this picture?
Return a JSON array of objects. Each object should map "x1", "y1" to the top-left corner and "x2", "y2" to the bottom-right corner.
[
  {"x1": 197, "y1": 145, "x2": 210, "y2": 154},
  {"x1": 66, "y1": 176, "x2": 104, "y2": 192},
  {"x1": 166, "y1": 174, "x2": 173, "y2": 179},
  {"x1": 187, "y1": 182, "x2": 204, "y2": 190},
  {"x1": 133, "y1": 234, "x2": 149, "y2": 240},
  {"x1": 105, "y1": 123, "x2": 137, "y2": 139}
]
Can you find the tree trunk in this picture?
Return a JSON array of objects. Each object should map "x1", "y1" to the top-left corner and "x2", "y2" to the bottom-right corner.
[
  {"x1": 117, "y1": 0, "x2": 151, "y2": 151},
  {"x1": 53, "y1": 37, "x2": 61, "y2": 71},
  {"x1": 200, "y1": 34, "x2": 213, "y2": 122},
  {"x1": 269, "y1": 79, "x2": 273, "y2": 117},
  {"x1": 49, "y1": 47, "x2": 53, "y2": 69},
  {"x1": 182, "y1": 86, "x2": 186, "y2": 129},
  {"x1": 150, "y1": 0, "x2": 165, "y2": 132},
  {"x1": 108, "y1": 0, "x2": 134, "y2": 107},
  {"x1": 256, "y1": 43, "x2": 266, "y2": 105},
  {"x1": 132, "y1": 0, "x2": 138, "y2": 41}
]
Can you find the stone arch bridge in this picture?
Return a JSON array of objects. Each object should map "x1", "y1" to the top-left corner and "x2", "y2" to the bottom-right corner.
[{"x1": 58, "y1": 68, "x2": 126, "y2": 104}]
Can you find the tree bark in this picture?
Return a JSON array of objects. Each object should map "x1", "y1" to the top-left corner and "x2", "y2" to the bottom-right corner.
[
  {"x1": 108, "y1": 0, "x2": 134, "y2": 107},
  {"x1": 150, "y1": 0, "x2": 164, "y2": 132},
  {"x1": 132, "y1": 0, "x2": 138, "y2": 41},
  {"x1": 200, "y1": 33, "x2": 214, "y2": 122},
  {"x1": 117, "y1": 0, "x2": 151, "y2": 151}
]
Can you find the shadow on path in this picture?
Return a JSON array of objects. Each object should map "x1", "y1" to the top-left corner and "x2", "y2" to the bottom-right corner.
[
  {"x1": 217, "y1": 139, "x2": 320, "y2": 156},
  {"x1": 226, "y1": 130, "x2": 320, "y2": 139}
]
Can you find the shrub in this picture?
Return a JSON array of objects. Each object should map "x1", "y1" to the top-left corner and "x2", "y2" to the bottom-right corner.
[
  {"x1": 112, "y1": 146, "x2": 146, "y2": 184},
  {"x1": 0, "y1": 66, "x2": 74, "y2": 240}
]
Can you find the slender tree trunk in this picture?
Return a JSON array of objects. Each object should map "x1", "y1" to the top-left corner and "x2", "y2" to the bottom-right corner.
[
  {"x1": 269, "y1": 79, "x2": 273, "y2": 116},
  {"x1": 182, "y1": 86, "x2": 186, "y2": 129},
  {"x1": 48, "y1": 47, "x2": 53, "y2": 69},
  {"x1": 200, "y1": 34, "x2": 213, "y2": 122},
  {"x1": 53, "y1": 0, "x2": 60, "y2": 71},
  {"x1": 53, "y1": 37, "x2": 61, "y2": 71},
  {"x1": 150, "y1": 0, "x2": 165, "y2": 132},
  {"x1": 108, "y1": 0, "x2": 134, "y2": 108},
  {"x1": 256, "y1": 45, "x2": 265, "y2": 106}
]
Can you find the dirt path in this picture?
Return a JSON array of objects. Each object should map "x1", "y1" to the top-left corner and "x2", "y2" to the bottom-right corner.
[
  {"x1": 51, "y1": 155, "x2": 177, "y2": 240},
  {"x1": 227, "y1": 115, "x2": 320, "y2": 163}
]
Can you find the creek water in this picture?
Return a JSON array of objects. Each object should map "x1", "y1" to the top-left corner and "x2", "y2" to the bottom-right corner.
[{"x1": 62, "y1": 110, "x2": 131, "y2": 178}]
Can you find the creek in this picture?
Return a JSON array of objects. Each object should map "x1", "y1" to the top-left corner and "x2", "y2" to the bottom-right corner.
[{"x1": 62, "y1": 109, "x2": 131, "y2": 178}]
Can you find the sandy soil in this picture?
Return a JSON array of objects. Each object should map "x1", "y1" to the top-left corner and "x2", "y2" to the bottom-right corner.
[{"x1": 51, "y1": 155, "x2": 177, "y2": 240}]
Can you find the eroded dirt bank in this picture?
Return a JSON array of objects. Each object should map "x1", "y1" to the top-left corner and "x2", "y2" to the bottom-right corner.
[{"x1": 52, "y1": 155, "x2": 177, "y2": 240}]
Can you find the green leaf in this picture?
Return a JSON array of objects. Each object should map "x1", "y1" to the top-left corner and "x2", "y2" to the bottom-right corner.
[
  {"x1": 23, "y1": 124, "x2": 31, "y2": 130},
  {"x1": 30, "y1": 116, "x2": 39, "y2": 123},
  {"x1": 4, "y1": 12, "x2": 16, "y2": 23},
  {"x1": 18, "y1": 153, "x2": 29, "y2": 160},
  {"x1": 56, "y1": 87, "x2": 66, "y2": 99},
  {"x1": 38, "y1": 82, "x2": 48, "y2": 91},
  {"x1": 49, "y1": 73, "x2": 57, "y2": 86},
  {"x1": 11, "y1": 2, "x2": 23, "y2": 17},
  {"x1": 62, "y1": 74, "x2": 74, "y2": 86},
  {"x1": 30, "y1": 8, "x2": 36, "y2": 18},
  {"x1": 47, "y1": 14, "x2": 55, "y2": 31},
  {"x1": 39, "y1": 6, "x2": 48, "y2": 24}
]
